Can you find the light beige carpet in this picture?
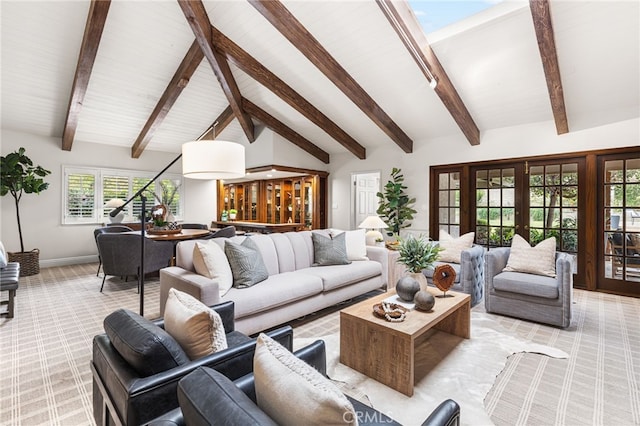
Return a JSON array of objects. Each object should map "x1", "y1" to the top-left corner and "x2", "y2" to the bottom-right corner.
[
  {"x1": 1, "y1": 264, "x2": 639, "y2": 425},
  {"x1": 294, "y1": 312, "x2": 568, "y2": 426}
]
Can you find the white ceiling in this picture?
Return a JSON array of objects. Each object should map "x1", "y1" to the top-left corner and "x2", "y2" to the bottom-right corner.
[{"x1": 1, "y1": 0, "x2": 638, "y2": 161}]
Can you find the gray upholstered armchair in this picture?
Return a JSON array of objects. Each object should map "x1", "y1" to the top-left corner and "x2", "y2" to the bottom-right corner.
[
  {"x1": 96, "y1": 233, "x2": 174, "y2": 292},
  {"x1": 423, "y1": 244, "x2": 485, "y2": 307},
  {"x1": 484, "y1": 247, "x2": 573, "y2": 328}
]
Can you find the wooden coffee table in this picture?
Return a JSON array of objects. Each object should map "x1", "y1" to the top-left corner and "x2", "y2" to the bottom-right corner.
[{"x1": 340, "y1": 289, "x2": 470, "y2": 396}]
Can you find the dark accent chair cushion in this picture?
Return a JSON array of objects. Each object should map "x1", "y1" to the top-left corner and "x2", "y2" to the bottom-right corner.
[
  {"x1": 103, "y1": 309, "x2": 189, "y2": 377},
  {"x1": 178, "y1": 367, "x2": 277, "y2": 426}
]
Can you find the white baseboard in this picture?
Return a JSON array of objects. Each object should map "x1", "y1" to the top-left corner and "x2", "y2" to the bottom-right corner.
[{"x1": 40, "y1": 255, "x2": 98, "y2": 268}]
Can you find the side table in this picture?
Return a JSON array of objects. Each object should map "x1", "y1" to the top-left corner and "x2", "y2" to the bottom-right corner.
[{"x1": 386, "y1": 249, "x2": 406, "y2": 290}]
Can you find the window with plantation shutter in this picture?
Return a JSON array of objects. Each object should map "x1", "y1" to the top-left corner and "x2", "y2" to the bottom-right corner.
[
  {"x1": 64, "y1": 168, "x2": 98, "y2": 223},
  {"x1": 62, "y1": 165, "x2": 184, "y2": 225}
]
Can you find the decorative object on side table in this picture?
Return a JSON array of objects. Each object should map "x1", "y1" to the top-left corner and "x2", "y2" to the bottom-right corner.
[
  {"x1": 0, "y1": 147, "x2": 51, "y2": 276},
  {"x1": 433, "y1": 263, "x2": 456, "y2": 298},
  {"x1": 229, "y1": 209, "x2": 237, "y2": 220},
  {"x1": 396, "y1": 275, "x2": 421, "y2": 302},
  {"x1": 373, "y1": 302, "x2": 408, "y2": 322},
  {"x1": 397, "y1": 234, "x2": 443, "y2": 292},
  {"x1": 358, "y1": 215, "x2": 388, "y2": 246},
  {"x1": 413, "y1": 290, "x2": 435, "y2": 311}
]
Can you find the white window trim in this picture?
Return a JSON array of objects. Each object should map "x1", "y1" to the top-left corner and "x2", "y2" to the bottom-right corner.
[{"x1": 62, "y1": 165, "x2": 184, "y2": 225}]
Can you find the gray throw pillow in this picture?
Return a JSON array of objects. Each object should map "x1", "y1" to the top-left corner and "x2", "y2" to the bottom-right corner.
[
  {"x1": 224, "y1": 237, "x2": 269, "y2": 288},
  {"x1": 312, "y1": 232, "x2": 351, "y2": 266}
]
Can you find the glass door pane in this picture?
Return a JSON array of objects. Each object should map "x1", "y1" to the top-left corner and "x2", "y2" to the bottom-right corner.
[
  {"x1": 602, "y1": 156, "x2": 640, "y2": 290},
  {"x1": 474, "y1": 167, "x2": 516, "y2": 248}
]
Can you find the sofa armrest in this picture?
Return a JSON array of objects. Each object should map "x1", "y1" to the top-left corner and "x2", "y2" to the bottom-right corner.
[
  {"x1": 366, "y1": 246, "x2": 389, "y2": 286},
  {"x1": 555, "y1": 252, "x2": 574, "y2": 305},
  {"x1": 160, "y1": 267, "x2": 221, "y2": 316},
  {"x1": 421, "y1": 399, "x2": 460, "y2": 426}
]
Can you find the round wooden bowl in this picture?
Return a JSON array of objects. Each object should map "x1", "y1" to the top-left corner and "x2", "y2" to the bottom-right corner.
[{"x1": 372, "y1": 302, "x2": 408, "y2": 319}]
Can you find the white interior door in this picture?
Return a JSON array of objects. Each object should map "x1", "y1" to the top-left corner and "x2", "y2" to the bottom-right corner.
[{"x1": 352, "y1": 172, "x2": 380, "y2": 229}]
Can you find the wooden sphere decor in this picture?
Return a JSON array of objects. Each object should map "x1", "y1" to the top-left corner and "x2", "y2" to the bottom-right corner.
[
  {"x1": 414, "y1": 291, "x2": 435, "y2": 312},
  {"x1": 396, "y1": 276, "x2": 420, "y2": 302},
  {"x1": 433, "y1": 264, "x2": 456, "y2": 293}
]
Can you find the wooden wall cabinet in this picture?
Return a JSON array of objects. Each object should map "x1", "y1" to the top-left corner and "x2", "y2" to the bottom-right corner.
[{"x1": 218, "y1": 173, "x2": 326, "y2": 229}]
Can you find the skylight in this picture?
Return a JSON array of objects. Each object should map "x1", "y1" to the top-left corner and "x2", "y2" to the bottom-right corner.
[{"x1": 408, "y1": 0, "x2": 504, "y2": 34}]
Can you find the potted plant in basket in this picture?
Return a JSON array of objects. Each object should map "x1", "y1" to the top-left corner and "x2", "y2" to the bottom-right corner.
[
  {"x1": 376, "y1": 168, "x2": 417, "y2": 248},
  {"x1": 395, "y1": 234, "x2": 442, "y2": 301},
  {"x1": 0, "y1": 147, "x2": 51, "y2": 276}
]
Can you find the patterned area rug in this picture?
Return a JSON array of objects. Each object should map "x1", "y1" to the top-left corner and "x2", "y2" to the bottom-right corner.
[{"x1": 1, "y1": 264, "x2": 639, "y2": 425}]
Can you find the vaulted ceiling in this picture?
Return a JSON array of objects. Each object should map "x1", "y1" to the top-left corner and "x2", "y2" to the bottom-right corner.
[{"x1": 2, "y1": 0, "x2": 638, "y2": 164}]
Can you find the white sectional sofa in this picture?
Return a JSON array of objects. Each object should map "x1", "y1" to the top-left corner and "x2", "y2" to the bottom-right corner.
[{"x1": 159, "y1": 230, "x2": 388, "y2": 335}]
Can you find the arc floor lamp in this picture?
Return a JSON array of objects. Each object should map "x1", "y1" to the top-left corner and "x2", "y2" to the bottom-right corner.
[{"x1": 109, "y1": 140, "x2": 245, "y2": 315}]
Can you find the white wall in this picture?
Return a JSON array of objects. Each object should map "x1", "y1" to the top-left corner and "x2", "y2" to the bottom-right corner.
[
  {"x1": 2, "y1": 117, "x2": 638, "y2": 265},
  {"x1": 327, "y1": 117, "x2": 640, "y2": 232},
  {"x1": 0, "y1": 129, "x2": 216, "y2": 265}
]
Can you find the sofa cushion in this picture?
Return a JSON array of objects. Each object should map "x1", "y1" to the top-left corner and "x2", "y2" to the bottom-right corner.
[
  {"x1": 178, "y1": 367, "x2": 277, "y2": 426},
  {"x1": 493, "y1": 271, "x2": 559, "y2": 299},
  {"x1": 299, "y1": 261, "x2": 382, "y2": 292},
  {"x1": 221, "y1": 272, "x2": 323, "y2": 318},
  {"x1": 254, "y1": 333, "x2": 357, "y2": 426},
  {"x1": 312, "y1": 232, "x2": 351, "y2": 266},
  {"x1": 103, "y1": 309, "x2": 189, "y2": 377},
  {"x1": 438, "y1": 230, "x2": 474, "y2": 264},
  {"x1": 329, "y1": 228, "x2": 368, "y2": 261},
  {"x1": 225, "y1": 238, "x2": 269, "y2": 288},
  {"x1": 164, "y1": 288, "x2": 228, "y2": 360},
  {"x1": 193, "y1": 241, "x2": 233, "y2": 297},
  {"x1": 424, "y1": 261, "x2": 461, "y2": 284},
  {"x1": 504, "y1": 235, "x2": 556, "y2": 277}
]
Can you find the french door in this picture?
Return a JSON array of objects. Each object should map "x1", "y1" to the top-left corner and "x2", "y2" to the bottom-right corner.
[{"x1": 599, "y1": 154, "x2": 640, "y2": 295}]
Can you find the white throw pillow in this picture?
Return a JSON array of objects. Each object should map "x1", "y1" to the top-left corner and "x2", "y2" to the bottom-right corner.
[
  {"x1": 163, "y1": 288, "x2": 228, "y2": 360},
  {"x1": 254, "y1": 333, "x2": 357, "y2": 426},
  {"x1": 193, "y1": 241, "x2": 233, "y2": 297},
  {"x1": 438, "y1": 230, "x2": 474, "y2": 263},
  {"x1": 504, "y1": 234, "x2": 557, "y2": 277},
  {"x1": 330, "y1": 228, "x2": 368, "y2": 261}
]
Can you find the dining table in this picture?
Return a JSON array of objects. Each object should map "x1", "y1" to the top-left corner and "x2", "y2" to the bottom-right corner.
[{"x1": 123, "y1": 228, "x2": 212, "y2": 241}]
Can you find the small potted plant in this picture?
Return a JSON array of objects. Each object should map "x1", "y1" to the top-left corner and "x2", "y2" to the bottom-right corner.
[
  {"x1": 375, "y1": 237, "x2": 385, "y2": 248},
  {"x1": 396, "y1": 234, "x2": 442, "y2": 298},
  {"x1": 229, "y1": 209, "x2": 237, "y2": 220}
]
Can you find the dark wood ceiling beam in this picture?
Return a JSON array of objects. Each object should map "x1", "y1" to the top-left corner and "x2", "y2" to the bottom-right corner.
[
  {"x1": 178, "y1": 0, "x2": 255, "y2": 142},
  {"x1": 377, "y1": 0, "x2": 480, "y2": 146},
  {"x1": 197, "y1": 105, "x2": 234, "y2": 140},
  {"x1": 131, "y1": 40, "x2": 204, "y2": 158},
  {"x1": 243, "y1": 98, "x2": 330, "y2": 164},
  {"x1": 248, "y1": 0, "x2": 413, "y2": 153},
  {"x1": 62, "y1": 0, "x2": 111, "y2": 151},
  {"x1": 530, "y1": 0, "x2": 569, "y2": 134},
  {"x1": 211, "y1": 27, "x2": 365, "y2": 159}
]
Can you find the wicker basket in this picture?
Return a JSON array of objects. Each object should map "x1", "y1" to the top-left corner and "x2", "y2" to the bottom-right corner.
[{"x1": 8, "y1": 249, "x2": 40, "y2": 276}]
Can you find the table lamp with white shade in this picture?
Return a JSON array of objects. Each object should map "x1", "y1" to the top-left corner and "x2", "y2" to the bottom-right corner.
[
  {"x1": 104, "y1": 198, "x2": 126, "y2": 223},
  {"x1": 358, "y1": 215, "x2": 388, "y2": 246}
]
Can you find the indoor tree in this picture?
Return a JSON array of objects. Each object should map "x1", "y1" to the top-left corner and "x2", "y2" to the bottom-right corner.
[
  {"x1": 1, "y1": 147, "x2": 51, "y2": 252},
  {"x1": 376, "y1": 168, "x2": 417, "y2": 237}
]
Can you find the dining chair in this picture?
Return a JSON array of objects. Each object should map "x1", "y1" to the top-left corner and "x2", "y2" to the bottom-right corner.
[
  {"x1": 96, "y1": 233, "x2": 173, "y2": 292},
  {"x1": 93, "y1": 225, "x2": 133, "y2": 276}
]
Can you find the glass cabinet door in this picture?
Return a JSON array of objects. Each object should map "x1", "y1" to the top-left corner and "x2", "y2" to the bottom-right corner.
[
  {"x1": 304, "y1": 178, "x2": 313, "y2": 229},
  {"x1": 266, "y1": 182, "x2": 273, "y2": 223}
]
